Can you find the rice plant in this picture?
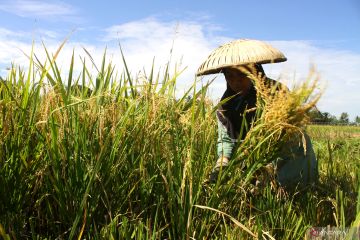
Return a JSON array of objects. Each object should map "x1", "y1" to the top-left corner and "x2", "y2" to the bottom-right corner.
[{"x1": 0, "y1": 42, "x2": 358, "y2": 239}]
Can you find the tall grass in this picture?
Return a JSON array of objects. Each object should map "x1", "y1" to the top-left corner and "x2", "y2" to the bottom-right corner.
[{"x1": 0, "y1": 43, "x2": 359, "y2": 239}]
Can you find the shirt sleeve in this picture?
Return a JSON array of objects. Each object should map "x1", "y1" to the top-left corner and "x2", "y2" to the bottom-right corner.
[{"x1": 217, "y1": 114, "x2": 236, "y2": 158}]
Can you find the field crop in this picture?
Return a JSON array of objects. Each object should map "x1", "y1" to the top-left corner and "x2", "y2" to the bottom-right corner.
[{"x1": 0, "y1": 43, "x2": 359, "y2": 239}]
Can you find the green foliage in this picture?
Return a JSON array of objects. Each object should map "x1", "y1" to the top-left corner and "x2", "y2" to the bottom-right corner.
[
  {"x1": 339, "y1": 112, "x2": 350, "y2": 124},
  {"x1": 308, "y1": 108, "x2": 338, "y2": 124},
  {"x1": 308, "y1": 108, "x2": 360, "y2": 126},
  {"x1": 0, "y1": 44, "x2": 358, "y2": 239},
  {"x1": 356, "y1": 116, "x2": 360, "y2": 124}
]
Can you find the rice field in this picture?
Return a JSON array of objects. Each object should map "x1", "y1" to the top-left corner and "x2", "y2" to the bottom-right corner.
[
  {"x1": 0, "y1": 44, "x2": 359, "y2": 239},
  {"x1": 308, "y1": 124, "x2": 360, "y2": 140}
]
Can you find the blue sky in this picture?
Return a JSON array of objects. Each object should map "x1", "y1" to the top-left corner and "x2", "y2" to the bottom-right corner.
[{"x1": 0, "y1": 0, "x2": 359, "y2": 119}]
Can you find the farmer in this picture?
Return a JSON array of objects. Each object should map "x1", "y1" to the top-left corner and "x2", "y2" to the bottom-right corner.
[{"x1": 196, "y1": 39, "x2": 318, "y2": 189}]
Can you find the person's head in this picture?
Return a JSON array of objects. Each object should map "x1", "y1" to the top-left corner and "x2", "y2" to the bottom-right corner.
[{"x1": 223, "y1": 64, "x2": 264, "y2": 94}]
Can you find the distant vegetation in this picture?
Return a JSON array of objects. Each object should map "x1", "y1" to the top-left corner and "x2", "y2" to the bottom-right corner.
[{"x1": 308, "y1": 108, "x2": 360, "y2": 125}]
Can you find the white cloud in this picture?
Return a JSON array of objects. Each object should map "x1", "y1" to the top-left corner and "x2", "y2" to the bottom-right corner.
[
  {"x1": 102, "y1": 17, "x2": 231, "y2": 94},
  {"x1": 0, "y1": 28, "x2": 103, "y2": 82},
  {"x1": 0, "y1": 27, "x2": 25, "y2": 38},
  {"x1": 0, "y1": 0, "x2": 77, "y2": 19},
  {"x1": 0, "y1": 18, "x2": 359, "y2": 120}
]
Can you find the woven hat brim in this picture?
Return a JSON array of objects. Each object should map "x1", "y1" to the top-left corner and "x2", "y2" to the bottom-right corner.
[
  {"x1": 196, "y1": 39, "x2": 287, "y2": 76},
  {"x1": 196, "y1": 58, "x2": 286, "y2": 76}
]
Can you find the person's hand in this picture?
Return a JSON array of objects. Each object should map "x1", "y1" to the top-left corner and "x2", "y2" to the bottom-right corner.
[
  {"x1": 208, "y1": 157, "x2": 230, "y2": 184},
  {"x1": 214, "y1": 156, "x2": 229, "y2": 169}
]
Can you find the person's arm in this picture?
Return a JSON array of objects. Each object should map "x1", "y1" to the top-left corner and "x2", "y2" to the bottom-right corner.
[{"x1": 216, "y1": 113, "x2": 236, "y2": 168}]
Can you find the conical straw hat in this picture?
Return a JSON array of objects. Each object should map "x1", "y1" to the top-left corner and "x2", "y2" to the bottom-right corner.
[{"x1": 196, "y1": 39, "x2": 287, "y2": 76}]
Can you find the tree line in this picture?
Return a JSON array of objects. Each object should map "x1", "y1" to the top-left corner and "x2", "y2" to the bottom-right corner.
[{"x1": 308, "y1": 107, "x2": 360, "y2": 125}]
